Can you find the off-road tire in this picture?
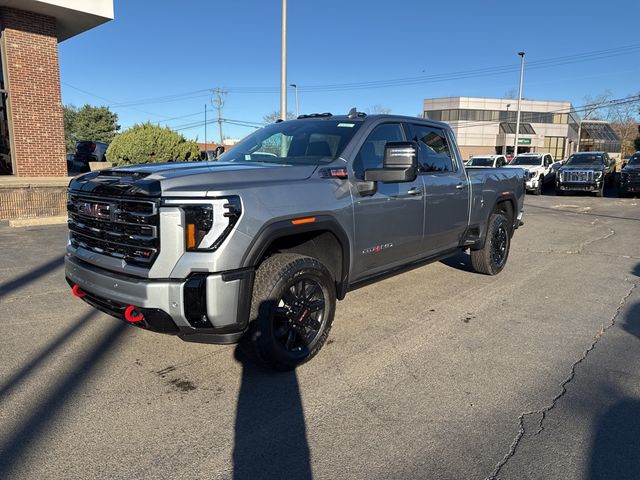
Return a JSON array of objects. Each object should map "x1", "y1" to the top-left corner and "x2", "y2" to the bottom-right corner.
[
  {"x1": 470, "y1": 212, "x2": 511, "y2": 275},
  {"x1": 595, "y1": 183, "x2": 604, "y2": 197},
  {"x1": 241, "y1": 253, "x2": 335, "y2": 371},
  {"x1": 533, "y1": 176, "x2": 543, "y2": 195}
]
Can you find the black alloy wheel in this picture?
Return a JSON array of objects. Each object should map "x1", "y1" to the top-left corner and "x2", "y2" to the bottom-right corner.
[
  {"x1": 490, "y1": 222, "x2": 508, "y2": 269},
  {"x1": 273, "y1": 277, "x2": 326, "y2": 354}
]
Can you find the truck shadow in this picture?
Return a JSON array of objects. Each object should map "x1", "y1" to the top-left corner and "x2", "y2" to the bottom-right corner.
[
  {"x1": 440, "y1": 251, "x2": 474, "y2": 273},
  {"x1": 232, "y1": 347, "x2": 312, "y2": 480},
  {"x1": 620, "y1": 263, "x2": 640, "y2": 341},
  {"x1": 588, "y1": 397, "x2": 640, "y2": 480}
]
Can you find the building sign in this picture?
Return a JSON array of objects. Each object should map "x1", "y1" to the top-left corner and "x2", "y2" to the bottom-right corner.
[{"x1": 518, "y1": 138, "x2": 532, "y2": 145}]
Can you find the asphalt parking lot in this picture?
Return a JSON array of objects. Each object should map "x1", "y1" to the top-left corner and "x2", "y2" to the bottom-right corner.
[{"x1": 1, "y1": 192, "x2": 639, "y2": 480}]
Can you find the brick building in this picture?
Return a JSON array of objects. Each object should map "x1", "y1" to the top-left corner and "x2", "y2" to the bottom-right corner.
[{"x1": 0, "y1": 0, "x2": 113, "y2": 178}]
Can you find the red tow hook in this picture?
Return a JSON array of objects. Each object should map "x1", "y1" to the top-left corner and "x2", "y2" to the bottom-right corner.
[
  {"x1": 72, "y1": 284, "x2": 86, "y2": 298},
  {"x1": 124, "y1": 305, "x2": 144, "y2": 323}
]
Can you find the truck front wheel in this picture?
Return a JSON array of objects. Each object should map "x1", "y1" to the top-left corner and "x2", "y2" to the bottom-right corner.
[
  {"x1": 470, "y1": 212, "x2": 511, "y2": 275},
  {"x1": 242, "y1": 253, "x2": 336, "y2": 370}
]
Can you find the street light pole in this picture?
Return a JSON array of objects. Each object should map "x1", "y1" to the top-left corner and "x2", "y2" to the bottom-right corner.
[
  {"x1": 280, "y1": 0, "x2": 287, "y2": 121},
  {"x1": 514, "y1": 51, "x2": 525, "y2": 157},
  {"x1": 503, "y1": 103, "x2": 511, "y2": 156},
  {"x1": 289, "y1": 83, "x2": 299, "y2": 117}
]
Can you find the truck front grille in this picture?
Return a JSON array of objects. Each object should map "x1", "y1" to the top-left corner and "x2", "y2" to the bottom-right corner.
[
  {"x1": 627, "y1": 172, "x2": 640, "y2": 186},
  {"x1": 67, "y1": 192, "x2": 160, "y2": 266},
  {"x1": 561, "y1": 170, "x2": 594, "y2": 183}
]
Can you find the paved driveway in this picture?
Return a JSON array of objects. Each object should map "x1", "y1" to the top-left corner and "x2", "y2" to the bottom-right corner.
[{"x1": 1, "y1": 194, "x2": 639, "y2": 479}]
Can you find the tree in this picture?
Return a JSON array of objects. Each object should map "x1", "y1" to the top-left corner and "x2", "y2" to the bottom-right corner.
[
  {"x1": 608, "y1": 94, "x2": 640, "y2": 157},
  {"x1": 365, "y1": 105, "x2": 392, "y2": 114},
  {"x1": 63, "y1": 104, "x2": 120, "y2": 151},
  {"x1": 106, "y1": 122, "x2": 201, "y2": 166},
  {"x1": 263, "y1": 111, "x2": 295, "y2": 123},
  {"x1": 63, "y1": 105, "x2": 77, "y2": 152}
]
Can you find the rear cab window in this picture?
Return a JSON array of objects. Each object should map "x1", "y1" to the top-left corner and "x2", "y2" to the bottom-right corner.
[{"x1": 407, "y1": 123, "x2": 455, "y2": 173}]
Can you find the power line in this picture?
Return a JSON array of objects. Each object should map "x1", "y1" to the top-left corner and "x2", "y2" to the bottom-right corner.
[
  {"x1": 63, "y1": 43, "x2": 640, "y2": 108},
  {"x1": 61, "y1": 81, "x2": 172, "y2": 120}
]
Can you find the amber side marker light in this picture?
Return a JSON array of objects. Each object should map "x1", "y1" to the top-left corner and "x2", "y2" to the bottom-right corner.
[
  {"x1": 186, "y1": 223, "x2": 197, "y2": 249},
  {"x1": 291, "y1": 217, "x2": 316, "y2": 225}
]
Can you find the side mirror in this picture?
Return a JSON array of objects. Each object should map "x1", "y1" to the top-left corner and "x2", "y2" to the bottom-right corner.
[
  {"x1": 214, "y1": 145, "x2": 225, "y2": 158},
  {"x1": 364, "y1": 141, "x2": 418, "y2": 183}
]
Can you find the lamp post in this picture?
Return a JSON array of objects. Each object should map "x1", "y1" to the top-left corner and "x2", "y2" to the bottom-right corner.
[
  {"x1": 503, "y1": 103, "x2": 511, "y2": 156},
  {"x1": 513, "y1": 51, "x2": 525, "y2": 157},
  {"x1": 280, "y1": 0, "x2": 287, "y2": 121},
  {"x1": 289, "y1": 83, "x2": 299, "y2": 117}
]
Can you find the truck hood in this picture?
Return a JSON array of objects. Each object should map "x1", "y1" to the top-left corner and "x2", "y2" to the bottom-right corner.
[
  {"x1": 69, "y1": 161, "x2": 319, "y2": 197},
  {"x1": 504, "y1": 164, "x2": 543, "y2": 171}
]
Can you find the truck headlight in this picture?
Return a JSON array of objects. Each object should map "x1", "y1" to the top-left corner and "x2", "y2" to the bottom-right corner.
[
  {"x1": 165, "y1": 197, "x2": 241, "y2": 251},
  {"x1": 594, "y1": 171, "x2": 603, "y2": 180}
]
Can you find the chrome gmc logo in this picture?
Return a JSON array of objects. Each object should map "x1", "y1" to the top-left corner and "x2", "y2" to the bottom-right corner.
[{"x1": 77, "y1": 201, "x2": 111, "y2": 219}]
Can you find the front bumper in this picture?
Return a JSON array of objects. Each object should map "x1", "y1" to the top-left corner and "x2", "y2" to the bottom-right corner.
[
  {"x1": 556, "y1": 181, "x2": 602, "y2": 192},
  {"x1": 65, "y1": 255, "x2": 253, "y2": 344},
  {"x1": 525, "y1": 178, "x2": 539, "y2": 190}
]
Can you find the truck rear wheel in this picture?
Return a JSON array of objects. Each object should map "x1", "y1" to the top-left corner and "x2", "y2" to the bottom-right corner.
[
  {"x1": 470, "y1": 212, "x2": 510, "y2": 275},
  {"x1": 242, "y1": 253, "x2": 335, "y2": 370}
]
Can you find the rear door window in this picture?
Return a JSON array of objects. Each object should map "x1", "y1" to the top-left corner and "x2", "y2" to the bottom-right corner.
[{"x1": 409, "y1": 124, "x2": 454, "y2": 173}]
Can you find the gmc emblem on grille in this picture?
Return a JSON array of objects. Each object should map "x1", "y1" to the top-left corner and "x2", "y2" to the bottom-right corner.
[{"x1": 77, "y1": 201, "x2": 111, "y2": 219}]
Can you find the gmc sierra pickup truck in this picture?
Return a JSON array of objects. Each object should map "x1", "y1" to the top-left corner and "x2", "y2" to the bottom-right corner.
[{"x1": 66, "y1": 111, "x2": 525, "y2": 370}]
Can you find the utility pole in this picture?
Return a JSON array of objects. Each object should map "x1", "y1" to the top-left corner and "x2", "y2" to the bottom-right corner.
[
  {"x1": 514, "y1": 51, "x2": 525, "y2": 157},
  {"x1": 204, "y1": 104, "x2": 207, "y2": 159},
  {"x1": 280, "y1": 0, "x2": 287, "y2": 121},
  {"x1": 212, "y1": 88, "x2": 227, "y2": 145}
]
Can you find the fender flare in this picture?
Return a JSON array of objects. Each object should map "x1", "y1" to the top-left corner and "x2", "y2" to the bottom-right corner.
[{"x1": 240, "y1": 214, "x2": 351, "y2": 299}]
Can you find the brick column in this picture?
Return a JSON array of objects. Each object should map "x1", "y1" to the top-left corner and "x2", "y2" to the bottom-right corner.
[{"x1": 1, "y1": 7, "x2": 67, "y2": 177}]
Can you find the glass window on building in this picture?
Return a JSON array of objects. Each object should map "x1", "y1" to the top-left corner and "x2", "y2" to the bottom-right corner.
[
  {"x1": 542, "y1": 136, "x2": 565, "y2": 160},
  {"x1": 0, "y1": 43, "x2": 12, "y2": 175}
]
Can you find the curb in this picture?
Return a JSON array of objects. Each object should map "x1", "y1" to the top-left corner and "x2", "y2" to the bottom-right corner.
[{"x1": 9, "y1": 215, "x2": 67, "y2": 227}]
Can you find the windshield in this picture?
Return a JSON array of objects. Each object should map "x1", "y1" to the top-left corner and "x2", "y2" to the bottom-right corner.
[
  {"x1": 628, "y1": 154, "x2": 640, "y2": 165},
  {"x1": 565, "y1": 154, "x2": 604, "y2": 166},
  {"x1": 510, "y1": 156, "x2": 542, "y2": 166},
  {"x1": 467, "y1": 157, "x2": 494, "y2": 167},
  {"x1": 217, "y1": 119, "x2": 362, "y2": 165}
]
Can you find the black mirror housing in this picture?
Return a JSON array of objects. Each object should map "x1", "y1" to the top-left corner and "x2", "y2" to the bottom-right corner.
[{"x1": 364, "y1": 141, "x2": 418, "y2": 183}]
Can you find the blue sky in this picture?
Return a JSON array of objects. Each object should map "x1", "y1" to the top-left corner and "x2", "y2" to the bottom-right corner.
[{"x1": 59, "y1": 0, "x2": 640, "y2": 143}]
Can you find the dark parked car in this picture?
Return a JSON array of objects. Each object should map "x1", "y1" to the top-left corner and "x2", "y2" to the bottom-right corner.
[
  {"x1": 555, "y1": 152, "x2": 616, "y2": 197},
  {"x1": 68, "y1": 141, "x2": 109, "y2": 174},
  {"x1": 619, "y1": 152, "x2": 640, "y2": 197}
]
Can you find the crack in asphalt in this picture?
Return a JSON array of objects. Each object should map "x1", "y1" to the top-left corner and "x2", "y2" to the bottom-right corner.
[{"x1": 485, "y1": 281, "x2": 638, "y2": 480}]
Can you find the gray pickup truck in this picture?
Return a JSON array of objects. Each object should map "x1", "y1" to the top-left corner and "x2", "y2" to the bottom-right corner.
[{"x1": 65, "y1": 111, "x2": 525, "y2": 370}]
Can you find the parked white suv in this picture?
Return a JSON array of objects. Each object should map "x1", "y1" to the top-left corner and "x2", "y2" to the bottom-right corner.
[
  {"x1": 506, "y1": 152, "x2": 557, "y2": 195},
  {"x1": 465, "y1": 155, "x2": 508, "y2": 168}
]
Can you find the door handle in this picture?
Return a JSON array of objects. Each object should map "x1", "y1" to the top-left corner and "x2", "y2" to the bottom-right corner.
[
  {"x1": 407, "y1": 187, "x2": 423, "y2": 196},
  {"x1": 455, "y1": 183, "x2": 467, "y2": 190}
]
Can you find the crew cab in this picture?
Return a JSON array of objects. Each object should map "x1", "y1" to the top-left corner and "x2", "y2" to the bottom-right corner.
[
  {"x1": 619, "y1": 151, "x2": 640, "y2": 197},
  {"x1": 65, "y1": 111, "x2": 525, "y2": 370},
  {"x1": 556, "y1": 151, "x2": 616, "y2": 197},
  {"x1": 505, "y1": 152, "x2": 557, "y2": 195},
  {"x1": 465, "y1": 155, "x2": 508, "y2": 168}
]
